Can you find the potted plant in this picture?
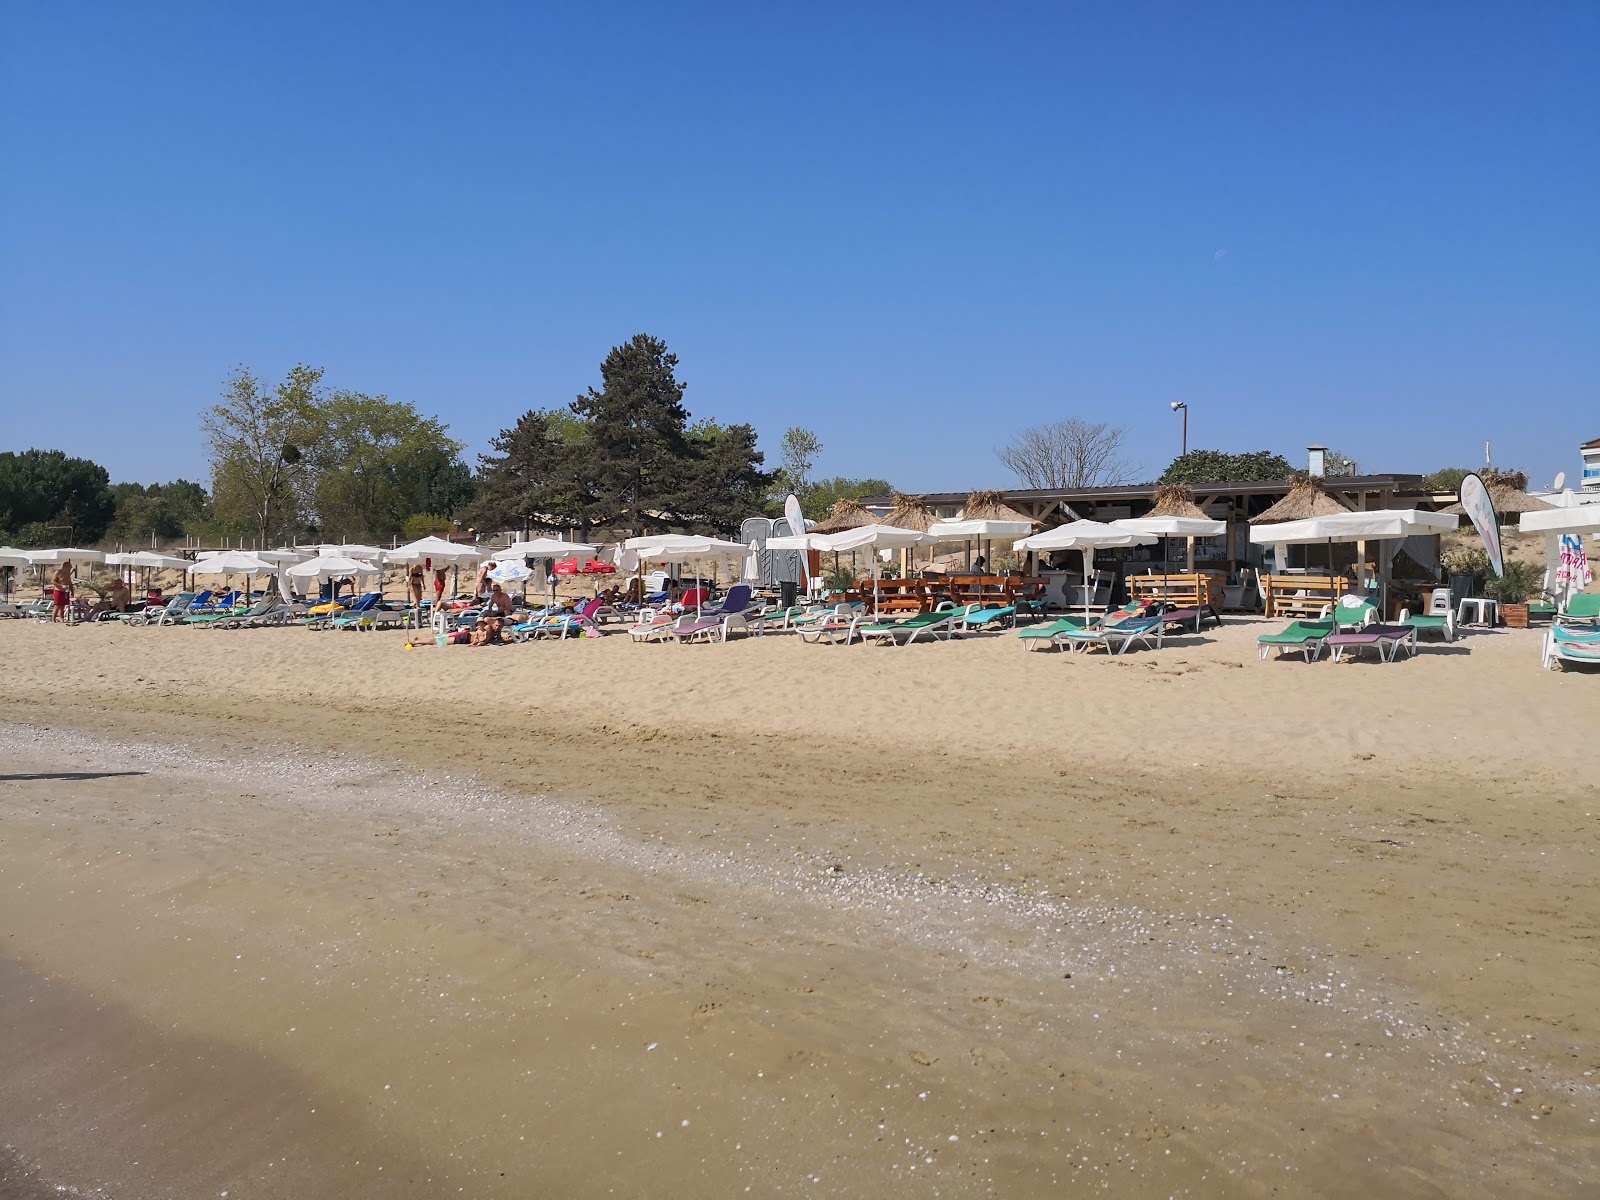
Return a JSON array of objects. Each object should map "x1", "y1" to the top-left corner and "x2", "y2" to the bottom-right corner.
[{"x1": 1484, "y1": 560, "x2": 1540, "y2": 628}]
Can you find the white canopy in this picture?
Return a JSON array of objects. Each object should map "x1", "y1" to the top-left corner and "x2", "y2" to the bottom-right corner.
[
  {"x1": 812, "y1": 524, "x2": 933, "y2": 552},
  {"x1": 106, "y1": 550, "x2": 192, "y2": 569},
  {"x1": 387, "y1": 535, "x2": 485, "y2": 564},
  {"x1": 764, "y1": 532, "x2": 843, "y2": 553},
  {"x1": 926, "y1": 518, "x2": 1035, "y2": 541},
  {"x1": 1519, "y1": 506, "x2": 1600, "y2": 536},
  {"x1": 190, "y1": 551, "x2": 279, "y2": 575},
  {"x1": 622, "y1": 534, "x2": 752, "y2": 563},
  {"x1": 0, "y1": 546, "x2": 31, "y2": 568},
  {"x1": 26, "y1": 547, "x2": 107, "y2": 564},
  {"x1": 317, "y1": 543, "x2": 385, "y2": 561},
  {"x1": 1247, "y1": 509, "x2": 1455, "y2": 546},
  {"x1": 253, "y1": 547, "x2": 313, "y2": 565},
  {"x1": 286, "y1": 554, "x2": 382, "y2": 580},
  {"x1": 1110, "y1": 515, "x2": 1226, "y2": 538},
  {"x1": 1013, "y1": 520, "x2": 1157, "y2": 553},
  {"x1": 503, "y1": 537, "x2": 598, "y2": 559}
]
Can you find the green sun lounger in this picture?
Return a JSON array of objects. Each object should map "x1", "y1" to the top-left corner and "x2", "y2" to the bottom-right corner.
[
  {"x1": 1257, "y1": 619, "x2": 1334, "y2": 662},
  {"x1": 1016, "y1": 616, "x2": 1089, "y2": 650},
  {"x1": 855, "y1": 608, "x2": 960, "y2": 647}
]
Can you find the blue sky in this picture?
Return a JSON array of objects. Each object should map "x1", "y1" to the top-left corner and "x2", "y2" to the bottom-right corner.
[{"x1": 2, "y1": 2, "x2": 1595, "y2": 492}]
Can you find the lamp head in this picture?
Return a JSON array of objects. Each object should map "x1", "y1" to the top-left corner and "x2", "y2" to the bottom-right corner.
[{"x1": 1170, "y1": 401, "x2": 1185, "y2": 412}]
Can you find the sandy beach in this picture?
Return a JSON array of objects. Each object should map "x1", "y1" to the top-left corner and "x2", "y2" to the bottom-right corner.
[{"x1": 2, "y1": 617, "x2": 1596, "y2": 1197}]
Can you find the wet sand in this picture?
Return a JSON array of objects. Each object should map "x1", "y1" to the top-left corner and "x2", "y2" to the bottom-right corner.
[{"x1": 0, "y1": 618, "x2": 1597, "y2": 1196}]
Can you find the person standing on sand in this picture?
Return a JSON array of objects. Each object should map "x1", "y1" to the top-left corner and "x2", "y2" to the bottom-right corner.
[
  {"x1": 433, "y1": 566, "x2": 448, "y2": 605},
  {"x1": 474, "y1": 560, "x2": 496, "y2": 600},
  {"x1": 407, "y1": 561, "x2": 425, "y2": 607},
  {"x1": 49, "y1": 561, "x2": 74, "y2": 622}
]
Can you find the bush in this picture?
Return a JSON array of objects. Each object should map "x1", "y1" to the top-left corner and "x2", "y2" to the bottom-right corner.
[
  {"x1": 403, "y1": 513, "x2": 453, "y2": 540},
  {"x1": 1442, "y1": 547, "x2": 1492, "y2": 592},
  {"x1": 1484, "y1": 560, "x2": 1541, "y2": 605}
]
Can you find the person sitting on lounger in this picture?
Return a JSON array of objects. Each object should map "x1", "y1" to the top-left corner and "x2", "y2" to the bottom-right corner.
[
  {"x1": 89, "y1": 577, "x2": 132, "y2": 619},
  {"x1": 483, "y1": 582, "x2": 514, "y2": 618}
]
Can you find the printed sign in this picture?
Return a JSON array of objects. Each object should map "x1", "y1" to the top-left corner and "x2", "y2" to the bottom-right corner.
[{"x1": 1457, "y1": 473, "x2": 1503, "y2": 578}]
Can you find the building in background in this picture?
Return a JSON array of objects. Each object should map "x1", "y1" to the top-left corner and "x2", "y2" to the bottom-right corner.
[{"x1": 1582, "y1": 436, "x2": 1600, "y2": 491}]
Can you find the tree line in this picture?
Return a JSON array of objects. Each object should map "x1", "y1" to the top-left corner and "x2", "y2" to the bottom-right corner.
[{"x1": 0, "y1": 333, "x2": 889, "y2": 548}]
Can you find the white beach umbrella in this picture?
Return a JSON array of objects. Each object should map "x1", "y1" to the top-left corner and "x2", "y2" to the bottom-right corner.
[
  {"x1": 503, "y1": 537, "x2": 597, "y2": 559},
  {"x1": 1014, "y1": 521, "x2": 1157, "y2": 619},
  {"x1": 106, "y1": 550, "x2": 192, "y2": 569},
  {"x1": 388, "y1": 535, "x2": 486, "y2": 564},
  {"x1": 26, "y1": 547, "x2": 106, "y2": 564},
  {"x1": 253, "y1": 547, "x2": 313, "y2": 565},
  {"x1": 1519, "y1": 506, "x2": 1600, "y2": 605},
  {"x1": 805, "y1": 525, "x2": 934, "y2": 615},
  {"x1": 621, "y1": 534, "x2": 753, "y2": 609},
  {"x1": 1248, "y1": 509, "x2": 1456, "y2": 609},
  {"x1": 190, "y1": 551, "x2": 279, "y2": 576},
  {"x1": 287, "y1": 554, "x2": 381, "y2": 579},
  {"x1": 489, "y1": 561, "x2": 535, "y2": 583},
  {"x1": 1107, "y1": 515, "x2": 1227, "y2": 596},
  {"x1": 0, "y1": 546, "x2": 26, "y2": 598}
]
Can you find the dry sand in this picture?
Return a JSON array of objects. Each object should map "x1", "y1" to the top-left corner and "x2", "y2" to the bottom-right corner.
[{"x1": 0, "y1": 614, "x2": 1596, "y2": 1197}]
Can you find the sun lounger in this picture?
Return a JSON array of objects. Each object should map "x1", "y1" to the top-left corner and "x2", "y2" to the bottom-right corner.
[
  {"x1": 1016, "y1": 616, "x2": 1089, "y2": 649},
  {"x1": 1055, "y1": 615, "x2": 1165, "y2": 656},
  {"x1": 855, "y1": 607, "x2": 961, "y2": 647},
  {"x1": 796, "y1": 614, "x2": 866, "y2": 645},
  {"x1": 1256, "y1": 619, "x2": 1334, "y2": 662},
  {"x1": 1543, "y1": 624, "x2": 1600, "y2": 671},
  {"x1": 667, "y1": 605, "x2": 758, "y2": 643},
  {"x1": 190, "y1": 595, "x2": 281, "y2": 628},
  {"x1": 956, "y1": 602, "x2": 1016, "y2": 632},
  {"x1": 1324, "y1": 623, "x2": 1417, "y2": 663},
  {"x1": 1397, "y1": 606, "x2": 1454, "y2": 642}
]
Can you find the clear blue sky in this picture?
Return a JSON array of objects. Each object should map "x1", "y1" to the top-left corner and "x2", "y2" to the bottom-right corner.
[{"x1": 2, "y1": 2, "x2": 1595, "y2": 492}]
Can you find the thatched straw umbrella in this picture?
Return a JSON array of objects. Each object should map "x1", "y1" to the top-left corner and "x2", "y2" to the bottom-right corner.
[
  {"x1": 810, "y1": 497, "x2": 883, "y2": 585},
  {"x1": 1249, "y1": 474, "x2": 1353, "y2": 525},
  {"x1": 810, "y1": 497, "x2": 881, "y2": 535},
  {"x1": 1144, "y1": 482, "x2": 1211, "y2": 582},
  {"x1": 1438, "y1": 469, "x2": 1553, "y2": 517},
  {"x1": 879, "y1": 493, "x2": 936, "y2": 575},
  {"x1": 1147, "y1": 482, "x2": 1210, "y2": 521},
  {"x1": 1250, "y1": 475, "x2": 1353, "y2": 576},
  {"x1": 954, "y1": 490, "x2": 1036, "y2": 571}
]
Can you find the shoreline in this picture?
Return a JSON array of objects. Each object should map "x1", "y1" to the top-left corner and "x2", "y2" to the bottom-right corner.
[{"x1": 2, "y1": 621, "x2": 1597, "y2": 1195}]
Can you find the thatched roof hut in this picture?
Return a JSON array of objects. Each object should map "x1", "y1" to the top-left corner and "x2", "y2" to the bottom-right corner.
[
  {"x1": 1439, "y1": 469, "x2": 1553, "y2": 517},
  {"x1": 810, "y1": 497, "x2": 880, "y2": 535},
  {"x1": 880, "y1": 492, "x2": 936, "y2": 532},
  {"x1": 1147, "y1": 482, "x2": 1210, "y2": 521},
  {"x1": 1249, "y1": 475, "x2": 1353, "y2": 525},
  {"x1": 961, "y1": 489, "x2": 1036, "y2": 526}
]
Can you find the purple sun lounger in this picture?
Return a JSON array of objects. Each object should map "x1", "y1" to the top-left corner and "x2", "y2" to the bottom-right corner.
[{"x1": 1324, "y1": 623, "x2": 1417, "y2": 663}]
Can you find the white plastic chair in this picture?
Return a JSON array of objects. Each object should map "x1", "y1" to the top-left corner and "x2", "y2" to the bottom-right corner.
[{"x1": 1427, "y1": 588, "x2": 1452, "y2": 617}]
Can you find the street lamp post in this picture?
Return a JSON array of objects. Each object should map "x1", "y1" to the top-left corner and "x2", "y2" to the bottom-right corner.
[{"x1": 1170, "y1": 402, "x2": 1188, "y2": 456}]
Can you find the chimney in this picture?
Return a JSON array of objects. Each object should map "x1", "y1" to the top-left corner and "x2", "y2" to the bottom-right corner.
[{"x1": 1307, "y1": 445, "x2": 1327, "y2": 478}]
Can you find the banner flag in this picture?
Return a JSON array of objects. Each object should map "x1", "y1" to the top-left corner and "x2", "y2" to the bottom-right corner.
[{"x1": 1458, "y1": 473, "x2": 1503, "y2": 578}]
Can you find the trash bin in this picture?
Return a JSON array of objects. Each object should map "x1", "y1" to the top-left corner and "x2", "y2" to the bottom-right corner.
[
  {"x1": 1448, "y1": 572, "x2": 1475, "y2": 606},
  {"x1": 778, "y1": 580, "x2": 798, "y2": 610}
]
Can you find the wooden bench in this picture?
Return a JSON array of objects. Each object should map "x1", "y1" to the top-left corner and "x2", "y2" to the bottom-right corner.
[
  {"x1": 1127, "y1": 571, "x2": 1224, "y2": 609},
  {"x1": 1260, "y1": 574, "x2": 1348, "y2": 619}
]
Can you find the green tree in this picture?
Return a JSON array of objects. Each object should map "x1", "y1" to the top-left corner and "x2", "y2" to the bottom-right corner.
[
  {"x1": 679, "y1": 421, "x2": 775, "y2": 532},
  {"x1": 803, "y1": 476, "x2": 893, "y2": 520},
  {"x1": 203, "y1": 365, "x2": 324, "y2": 544},
  {"x1": 0, "y1": 449, "x2": 116, "y2": 544},
  {"x1": 1423, "y1": 466, "x2": 1471, "y2": 492},
  {"x1": 569, "y1": 334, "x2": 694, "y2": 533},
  {"x1": 777, "y1": 426, "x2": 822, "y2": 497},
  {"x1": 1159, "y1": 449, "x2": 1294, "y2": 484},
  {"x1": 306, "y1": 391, "x2": 466, "y2": 541},
  {"x1": 472, "y1": 408, "x2": 602, "y2": 533},
  {"x1": 109, "y1": 479, "x2": 210, "y2": 542}
]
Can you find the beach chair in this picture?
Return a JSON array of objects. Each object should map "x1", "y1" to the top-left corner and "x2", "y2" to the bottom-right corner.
[
  {"x1": 796, "y1": 613, "x2": 866, "y2": 645},
  {"x1": 1542, "y1": 624, "x2": 1600, "y2": 671},
  {"x1": 667, "y1": 602, "x2": 759, "y2": 643},
  {"x1": 1397, "y1": 605, "x2": 1454, "y2": 643},
  {"x1": 855, "y1": 606, "x2": 962, "y2": 647},
  {"x1": 154, "y1": 591, "x2": 213, "y2": 626},
  {"x1": 307, "y1": 592, "x2": 379, "y2": 630},
  {"x1": 1556, "y1": 593, "x2": 1600, "y2": 627},
  {"x1": 1324, "y1": 623, "x2": 1418, "y2": 663},
  {"x1": 191, "y1": 594, "x2": 281, "y2": 628},
  {"x1": 956, "y1": 600, "x2": 1016, "y2": 631},
  {"x1": 1015, "y1": 615, "x2": 1090, "y2": 650},
  {"x1": 523, "y1": 595, "x2": 606, "y2": 640},
  {"x1": 1055, "y1": 614, "x2": 1165, "y2": 656},
  {"x1": 1256, "y1": 619, "x2": 1335, "y2": 662}
]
